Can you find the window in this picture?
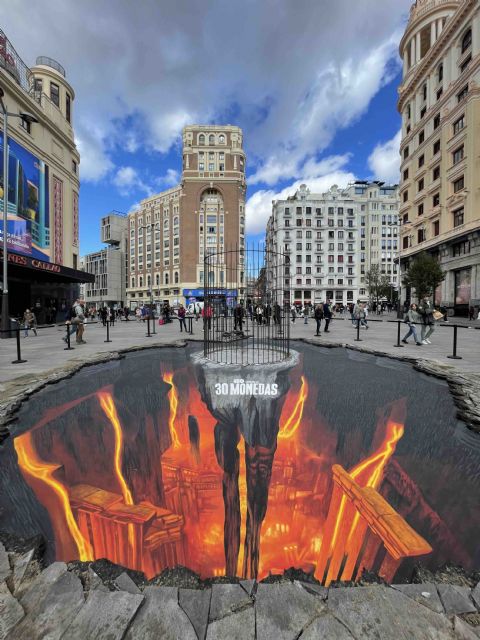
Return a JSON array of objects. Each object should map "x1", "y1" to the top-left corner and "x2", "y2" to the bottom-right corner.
[
  {"x1": 420, "y1": 106, "x2": 426, "y2": 119},
  {"x1": 66, "y1": 93, "x2": 71, "y2": 123},
  {"x1": 50, "y1": 82, "x2": 59, "y2": 107},
  {"x1": 296, "y1": 219, "x2": 302, "y2": 227},
  {"x1": 434, "y1": 113, "x2": 440, "y2": 129},
  {"x1": 403, "y1": 168, "x2": 409, "y2": 180},
  {"x1": 219, "y1": 134, "x2": 225, "y2": 144},
  {"x1": 209, "y1": 134, "x2": 215, "y2": 145},
  {"x1": 403, "y1": 236, "x2": 409, "y2": 249},
  {"x1": 461, "y1": 28, "x2": 472, "y2": 54},
  {"x1": 436, "y1": 87, "x2": 443, "y2": 101},
  {"x1": 433, "y1": 220, "x2": 440, "y2": 236},
  {"x1": 403, "y1": 146, "x2": 409, "y2": 160},
  {"x1": 433, "y1": 192, "x2": 440, "y2": 207},
  {"x1": 419, "y1": 130, "x2": 425, "y2": 144},
  {"x1": 452, "y1": 240, "x2": 470, "y2": 256},
  {"x1": 453, "y1": 207, "x2": 464, "y2": 227},
  {"x1": 198, "y1": 134, "x2": 205, "y2": 145},
  {"x1": 418, "y1": 154, "x2": 425, "y2": 168},
  {"x1": 20, "y1": 115, "x2": 31, "y2": 134},
  {"x1": 453, "y1": 176, "x2": 464, "y2": 193},
  {"x1": 418, "y1": 229, "x2": 425, "y2": 243},
  {"x1": 418, "y1": 203, "x2": 424, "y2": 216},
  {"x1": 453, "y1": 146, "x2": 464, "y2": 165},
  {"x1": 433, "y1": 139, "x2": 441, "y2": 155},
  {"x1": 33, "y1": 78, "x2": 42, "y2": 94},
  {"x1": 432, "y1": 165, "x2": 440, "y2": 181},
  {"x1": 403, "y1": 190, "x2": 408, "y2": 203},
  {"x1": 72, "y1": 159, "x2": 77, "y2": 174},
  {"x1": 453, "y1": 115, "x2": 465, "y2": 135},
  {"x1": 417, "y1": 178, "x2": 424, "y2": 193},
  {"x1": 438, "y1": 63, "x2": 443, "y2": 82},
  {"x1": 422, "y1": 83, "x2": 427, "y2": 101},
  {"x1": 457, "y1": 85, "x2": 468, "y2": 103},
  {"x1": 460, "y1": 55, "x2": 471, "y2": 74}
]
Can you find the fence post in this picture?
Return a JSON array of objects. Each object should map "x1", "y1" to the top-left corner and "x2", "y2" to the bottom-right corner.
[
  {"x1": 354, "y1": 318, "x2": 362, "y2": 342},
  {"x1": 12, "y1": 326, "x2": 27, "y2": 364},
  {"x1": 151, "y1": 309, "x2": 156, "y2": 335},
  {"x1": 447, "y1": 324, "x2": 462, "y2": 360},
  {"x1": 104, "y1": 320, "x2": 112, "y2": 343},
  {"x1": 394, "y1": 320, "x2": 405, "y2": 348},
  {"x1": 146, "y1": 316, "x2": 151, "y2": 337},
  {"x1": 64, "y1": 324, "x2": 74, "y2": 350}
]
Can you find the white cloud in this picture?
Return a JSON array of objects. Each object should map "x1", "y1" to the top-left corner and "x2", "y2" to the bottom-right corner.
[
  {"x1": 112, "y1": 166, "x2": 152, "y2": 196},
  {"x1": 3, "y1": 0, "x2": 412, "y2": 184},
  {"x1": 368, "y1": 130, "x2": 402, "y2": 184},
  {"x1": 246, "y1": 154, "x2": 356, "y2": 235},
  {"x1": 155, "y1": 169, "x2": 180, "y2": 188}
]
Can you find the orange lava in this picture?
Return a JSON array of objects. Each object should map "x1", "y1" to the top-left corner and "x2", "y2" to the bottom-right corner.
[
  {"x1": 14, "y1": 432, "x2": 93, "y2": 561},
  {"x1": 278, "y1": 376, "x2": 307, "y2": 440},
  {"x1": 163, "y1": 373, "x2": 181, "y2": 448}
]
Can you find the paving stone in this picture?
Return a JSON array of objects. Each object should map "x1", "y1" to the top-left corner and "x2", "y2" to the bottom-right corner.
[
  {"x1": 209, "y1": 583, "x2": 252, "y2": 620},
  {"x1": 206, "y1": 606, "x2": 255, "y2": 640},
  {"x1": 11, "y1": 548, "x2": 35, "y2": 595},
  {"x1": 13, "y1": 570, "x2": 84, "y2": 640},
  {"x1": 179, "y1": 587, "x2": 211, "y2": 640},
  {"x1": 65, "y1": 589, "x2": 144, "y2": 640},
  {"x1": 437, "y1": 585, "x2": 477, "y2": 615},
  {"x1": 391, "y1": 583, "x2": 444, "y2": 614},
  {"x1": 256, "y1": 582, "x2": 325, "y2": 640},
  {"x1": 471, "y1": 583, "x2": 480, "y2": 610},
  {"x1": 453, "y1": 616, "x2": 480, "y2": 640},
  {"x1": 124, "y1": 586, "x2": 196, "y2": 640},
  {"x1": 114, "y1": 572, "x2": 141, "y2": 594},
  {"x1": 300, "y1": 611, "x2": 355, "y2": 639},
  {"x1": 0, "y1": 543, "x2": 10, "y2": 583},
  {"x1": 0, "y1": 583, "x2": 24, "y2": 640},
  {"x1": 240, "y1": 579, "x2": 256, "y2": 597},
  {"x1": 19, "y1": 562, "x2": 67, "y2": 612},
  {"x1": 298, "y1": 580, "x2": 328, "y2": 600},
  {"x1": 327, "y1": 585, "x2": 456, "y2": 640}
]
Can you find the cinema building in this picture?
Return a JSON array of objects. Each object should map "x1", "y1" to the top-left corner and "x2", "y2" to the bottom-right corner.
[{"x1": 0, "y1": 29, "x2": 93, "y2": 325}]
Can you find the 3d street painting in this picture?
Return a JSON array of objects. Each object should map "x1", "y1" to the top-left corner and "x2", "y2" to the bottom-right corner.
[{"x1": 1, "y1": 343, "x2": 479, "y2": 584}]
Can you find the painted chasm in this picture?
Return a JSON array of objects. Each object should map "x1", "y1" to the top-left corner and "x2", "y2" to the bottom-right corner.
[{"x1": 1, "y1": 343, "x2": 479, "y2": 584}]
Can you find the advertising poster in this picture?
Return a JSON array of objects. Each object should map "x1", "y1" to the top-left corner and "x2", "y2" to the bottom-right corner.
[{"x1": 0, "y1": 132, "x2": 50, "y2": 262}]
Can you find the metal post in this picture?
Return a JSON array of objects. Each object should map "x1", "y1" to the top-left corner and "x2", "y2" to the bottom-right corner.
[
  {"x1": 354, "y1": 318, "x2": 362, "y2": 341},
  {"x1": 188, "y1": 316, "x2": 193, "y2": 335},
  {"x1": 1, "y1": 107, "x2": 9, "y2": 339},
  {"x1": 146, "y1": 315, "x2": 151, "y2": 337},
  {"x1": 12, "y1": 326, "x2": 27, "y2": 363},
  {"x1": 394, "y1": 320, "x2": 404, "y2": 347},
  {"x1": 447, "y1": 325, "x2": 462, "y2": 360},
  {"x1": 64, "y1": 324, "x2": 74, "y2": 350},
  {"x1": 104, "y1": 319, "x2": 111, "y2": 343}
]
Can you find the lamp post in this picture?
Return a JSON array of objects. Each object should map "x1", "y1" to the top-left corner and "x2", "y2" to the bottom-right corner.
[
  {"x1": 1, "y1": 87, "x2": 39, "y2": 338},
  {"x1": 139, "y1": 222, "x2": 160, "y2": 334}
]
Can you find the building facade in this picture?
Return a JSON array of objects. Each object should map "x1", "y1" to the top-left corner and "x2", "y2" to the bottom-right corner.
[
  {"x1": 0, "y1": 29, "x2": 93, "y2": 323},
  {"x1": 265, "y1": 182, "x2": 399, "y2": 307},
  {"x1": 398, "y1": 0, "x2": 480, "y2": 315},
  {"x1": 126, "y1": 125, "x2": 246, "y2": 308},
  {"x1": 82, "y1": 212, "x2": 128, "y2": 309}
]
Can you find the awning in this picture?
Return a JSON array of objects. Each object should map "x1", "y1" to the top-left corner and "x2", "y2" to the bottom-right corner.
[{"x1": 0, "y1": 250, "x2": 95, "y2": 284}]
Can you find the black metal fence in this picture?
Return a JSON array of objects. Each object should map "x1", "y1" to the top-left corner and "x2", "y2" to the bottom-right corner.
[{"x1": 203, "y1": 246, "x2": 290, "y2": 365}]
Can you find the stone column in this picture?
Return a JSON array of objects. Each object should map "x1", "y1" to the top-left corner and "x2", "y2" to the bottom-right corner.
[
  {"x1": 416, "y1": 32, "x2": 421, "y2": 63},
  {"x1": 431, "y1": 21, "x2": 437, "y2": 47},
  {"x1": 410, "y1": 38, "x2": 416, "y2": 68},
  {"x1": 437, "y1": 19, "x2": 443, "y2": 37}
]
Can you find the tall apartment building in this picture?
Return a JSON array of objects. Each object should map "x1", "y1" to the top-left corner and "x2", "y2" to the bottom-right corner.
[
  {"x1": 265, "y1": 182, "x2": 399, "y2": 306},
  {"x1": 398, "y1": 0, "x2": 480, "y2": 315},
  {"x1": 82, "y1": 212, "x2": 128, "y2": 308},
  {"x1": 127, "y1": 125, "x2": 246, "y2": 308},
  {"x1": 0, "y1": 28, "x2": 93, "y2": 322}
]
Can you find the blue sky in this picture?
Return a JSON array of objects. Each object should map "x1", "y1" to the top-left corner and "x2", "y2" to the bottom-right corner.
[{"x1": 5, "y1": 0, "x2": 412, "y2": 255}]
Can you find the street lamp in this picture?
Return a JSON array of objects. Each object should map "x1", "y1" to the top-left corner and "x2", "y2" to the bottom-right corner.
[
  {"x1": 139, "y1": 221, "x2": 160, "y2": 334},
  {"x1": 1, "y1": 87, "x2": 39, "y2": 338}
]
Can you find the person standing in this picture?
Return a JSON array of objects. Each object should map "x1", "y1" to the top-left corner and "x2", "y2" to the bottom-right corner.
[
  {"x1": 274, "y1": 302, "x2": 281, "y2": 326},
  {"x1": 178, "y1": 304, "x2": 187, "y2": 332},
  {"x1": 314, "y1": 304, "x2": 323, "y2": 336},
  {"x1": 418, "y1": 297, "x2": 435, "y2": 344},
  {"x1": 100, "y1": 306, "x2": 108, "y2": 326},
  {"x1": 22, "y1": 308, "x2": 37, "y2": 337},
  {"x1": 290, "y1": 304, "x2": 296, "y2": 323},
  {"x1": 402, "y1": 303, "x2": 422, "y2": 345},
  {"x1": 202, "y1": 303, "x2": 212, "y2": 330},
  {"x1": 323, "y1": 299, "x2": 332, "y2": 333},
  {"x1": 234, "y1": 303, "x2": 244, "y2": 332},
  {"x1": 73, "y1": 299, "x2": 86, "y2": 344},
  {"x1": 303, "y1": 304, "x2": 309, "y2": 325}
]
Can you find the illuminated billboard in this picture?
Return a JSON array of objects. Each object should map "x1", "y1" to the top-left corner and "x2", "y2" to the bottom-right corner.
[{"x1": 0, "y1": 132, "x2": 50, "y2": 262}]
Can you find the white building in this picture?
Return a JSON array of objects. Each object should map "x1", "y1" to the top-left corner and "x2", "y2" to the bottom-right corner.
[
  {"x1": 265, "y1": 182, "x2": 400, "y2": 307},
  {"x1": 81, "y1": 212, "x2": 128, "y2": 309}
]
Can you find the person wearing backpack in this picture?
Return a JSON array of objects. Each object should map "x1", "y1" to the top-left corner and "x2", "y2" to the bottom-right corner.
[{"x1": 314, "y1": 304, "x2": 323, "y2": 336}]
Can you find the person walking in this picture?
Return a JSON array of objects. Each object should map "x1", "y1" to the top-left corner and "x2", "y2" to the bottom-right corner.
[
  {"x1": 323, "y1": 299, "x2": 332, "y2": 333},
  {"x1": 402, "y1": 303, "x2": 422, "y2": 346},
  {"x1": 100, "y1": 306, "x2": 108, "y2": 326},
  {"x1": 290, "y1": 304, "x2": 296, "y2": 323},
  {"x1": 303, "y1": 304, "x2": 309, "y2": 325},
  {"x1": 314, "y1": 304, "x2": 323, "y2": 336},
  {"x1": 178, "y1": 304, "x2": 187, "y2": 332},
  {"x1": 234, "y1": 303, "x2": 244, "y2": 332},
  {"x1": 202, "y1": 303, "x2": 213, "y2": 330},
  {"x1": 418, "y1": 297, "x2": 435, "y2": 344},
  {"x1": 22, "y1": 308, "x2": 37, "y2": 337}
]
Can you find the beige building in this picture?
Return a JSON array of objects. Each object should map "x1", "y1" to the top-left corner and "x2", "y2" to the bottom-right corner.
[
  {"x1": 127, "y1": 125, "x2": 246, "y2": 308},
  {"x1": 0, "y1": 28, "x2": 92, "y2": 322},
  {"x1": 398, "y1": 0, "x2": 480, "y2": 315}
]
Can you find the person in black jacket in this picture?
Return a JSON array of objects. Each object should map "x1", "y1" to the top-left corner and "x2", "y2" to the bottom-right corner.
[
  {"x1": 314, "y1": 304, "x2": 323, "y2": 336},
  {"x1": 323, "y1": 300, "x2": 332, "y2": 333}
]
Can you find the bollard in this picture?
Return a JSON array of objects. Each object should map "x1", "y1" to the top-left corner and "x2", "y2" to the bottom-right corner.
[
  {"x1": 151, "y1": 311, "x2": 156, "y2": 335},
  {"x1": 64, "y1": 324, "x2": 74, "y2": 351},
  {"x1": 146, "y1": 315, "x2": 151, "y2": 337},
  {"x1": 394, "y1": 320, "x2": 405, "y2": 348},
  {"x1": 12, "y1": 326, "x2": 27, "y2": 364},
  {"x1": 354, "y1": 318, "x2": 362, "y2": 341},
  {"x1": 447, "y1": 324, "x2": 462, "y2": 360},
  {"x1": 104, "y1": 320, "x2": 112, "y2": 343}
]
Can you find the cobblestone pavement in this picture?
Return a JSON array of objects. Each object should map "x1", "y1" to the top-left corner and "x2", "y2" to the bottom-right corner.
[{"x1": 1, "y1": 539, "x2": 479, "y2": 640}]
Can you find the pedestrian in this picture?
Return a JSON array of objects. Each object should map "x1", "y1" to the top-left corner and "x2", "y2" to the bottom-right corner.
[
  {"x1": 274, "y1": 302, "x2": 281, "y2": 326},
  {"x1": 109, "y1": 307, "x2": 115, "y2": 326},
  {"x1": 418, "y1": 297, "x2": 435, "y2": 344},
  {"x1": 63, "y1": 301, "x2": 78, "y2": 343},
  {"x1": 22, "y1": 308, "x2": 37, "y2": 337},
  {"x1": 141, "y1": 305, "x2": 147, "y2": 322},
  {"x1": 100, "y1": 306, "x2": 108, "y2": 326},
  {"x1": 123, "y1": 307, "x2": 129, "y2": 321},
  {"x1": 323, "y1": 299, "x2": 332, "y2": 333},
  {"x1": 303, "y1": 304, "x2": 309, "y2": 325},
  {"x1": 469, "y1": 306, "x2": 474, "y2": 321},
  {"x1": 402, "y1": 303, "x2": 422, "y2": 346},
  {"x1": 72, "y1": 298, "x2": 86, "y2": 344},
  {"x1": 202, "y1": 303, "x2": 213, "y2": 330},
  {"x1": 234, "y1": 303, "x2": 244, "y2": 331},
  {"x1": 314, "y1": 304, "x2": 323, "y2": 336},
  {"x1": 135, "y1": 307, "x2": 141, "y2": 321},
  {"x1": 178, "y1": 304, "x2": 187, "y2": 332},
  {"x1": 290, "y1": 304, "x2": 296, "y2": 323}
]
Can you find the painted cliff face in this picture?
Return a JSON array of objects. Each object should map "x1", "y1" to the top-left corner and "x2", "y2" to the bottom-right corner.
[{"x1": 0, "y1": 344, "x2": 479, "y2": 584}]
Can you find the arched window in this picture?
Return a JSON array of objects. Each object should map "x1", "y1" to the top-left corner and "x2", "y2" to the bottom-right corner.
[
  {"x1": 461, "y1": 28, "x2": 472, "y2": 54},
  {"x1": 131, "y1": 277, "x2": 135, "y2": 288},
  {"x1": 173, "y1": 216, "x2": 179, "y2": 226},
  {"x1": 209, "y1": 134, "x2": 215, "y2": 145},
  {"x1": 174, "y1": 271, "x2": 179, "y2": 284},
  {"x1": 219, "y1": 134, "x2": 225, "y2": 144},
  {"x1": 139, "y1": 276, "x2": 143, "y2": 287},
  {"x1": 147, "y1": 275, "x2": 151, "y2": 286},
  {"x1": 437, "y1": 63, "x2": 443, "y2": 82},
  {"x1": 198, "y1": 134, "x2": 205, "y2": 145},
  {"x1": 165, "y1": 273, "x2": 169, "y2": 285},
  {"x1": 164, "y1": 219, "x2": 169, "y2": 228}
]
